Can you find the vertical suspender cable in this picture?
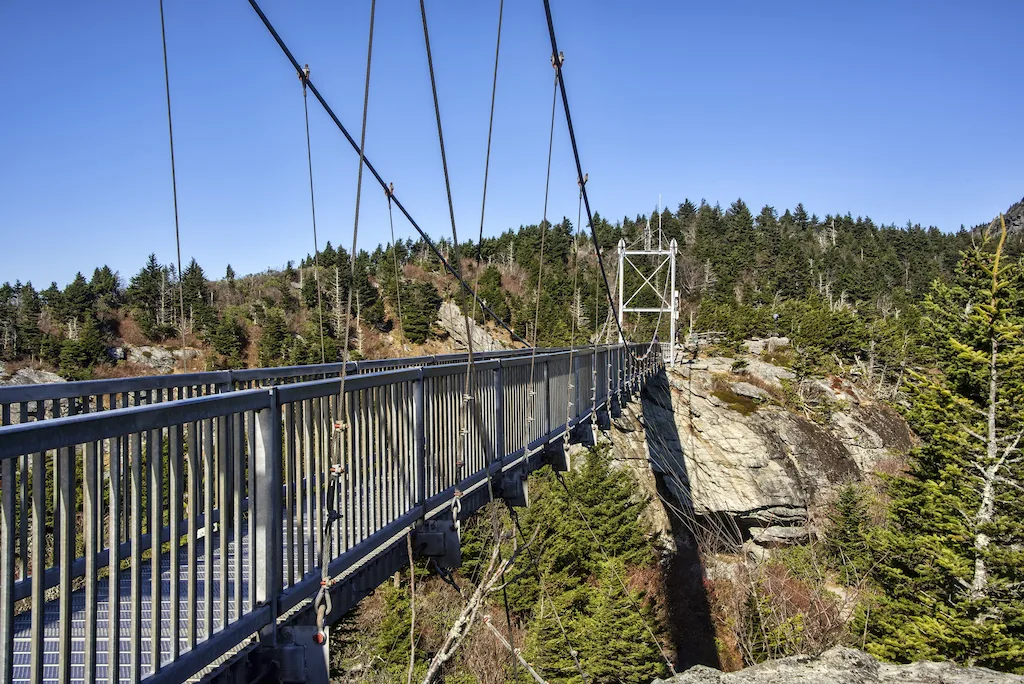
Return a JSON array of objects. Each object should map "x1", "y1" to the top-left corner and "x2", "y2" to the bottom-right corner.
[
  {"x1": 524, "y1": 63, "x2": 560, "y2": 434},
  {"x1": 386, "y1": 185, "x2": 405, "y2": 346},
  {"x1": 246, "y1": 0, "x2": 528, "y2": 346},
  {"x1": 314, "y1": 0, "x2": 376, "y2": 643},
  {"x1": 541, "y1": 0, "x2": 632, "y2": 352},
  {"x1": 301, "y1": 66, "x2": 328, "y2": 364},
  {"x1": 417, "y1": 0, "x2": 477, "y2": 508},
  {"x1": 158, "y1": 0, "x2": 188, "y2": 373}
]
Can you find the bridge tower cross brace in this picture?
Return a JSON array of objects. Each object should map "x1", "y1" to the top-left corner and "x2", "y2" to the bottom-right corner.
[{"x1": 617, "y1": 237, "x2": 678, "y2": 366}]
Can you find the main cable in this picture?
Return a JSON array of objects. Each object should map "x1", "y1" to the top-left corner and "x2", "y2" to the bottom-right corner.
[
  {"x1": 301, "y1": 65, "x2": 327, "y2": 364},
  {"x1": 158, "y1": 0, "x2": 188, "y2": 373},
  {"x1": 247, "y1": 0, "x2": 527, "y2": 346}
]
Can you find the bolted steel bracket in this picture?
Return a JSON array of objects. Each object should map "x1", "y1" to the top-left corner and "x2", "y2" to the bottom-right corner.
[
  {"x1": 498, "y1": 470, "x2": 529, "y2": 509},
  {"x1": 411, "y1": 519, "x2": 462, "y2": 570},
  {"x1": 255, "y1": 625, "x2": 330, "y2": 683}
]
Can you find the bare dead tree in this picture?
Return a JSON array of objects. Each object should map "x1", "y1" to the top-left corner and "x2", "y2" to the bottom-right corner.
[{"x1": 420, "y1": 528, "x2": 528, "y2": 684}]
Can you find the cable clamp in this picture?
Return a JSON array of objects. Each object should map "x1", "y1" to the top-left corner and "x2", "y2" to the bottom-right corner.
[
  {"x1": 462, "y1": 393, "x2": 474, "y2": 402},
  {"x1": 551, "y1": 51, "x2": 564, "y2": 69},
  {"x1": 385, "y1": 181, "x2": 394, "y2": 199},
  {"x1": 330, "y1": 463, "x2": 345, "y2": 476},
  {"x1": 578, "y1": 173, "x2": 588, "y2": 187},
  {"x1": 333, "y1": 420, "x2": 349, "y2": 432}
]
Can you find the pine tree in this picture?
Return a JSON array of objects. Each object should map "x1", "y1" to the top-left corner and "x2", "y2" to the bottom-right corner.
[
  {"x1": 867, "y1": 221, "x2": 1024, "y2": 671},
  {"x1": 90, "y1": 265, "x2": 121, "y2": 308},
  {"x1": 181, "y1": 258, "x2": 216, "y2": 332},
  {"x1": 210, "y1": 313, "x2": 248, "y2": 368},
  {"x1": 574, "y1": 559, "x2": 667, "y2": 683},
  {"x1": 825, "y1": 484, "x2": 872, "y2": 585},
  {"x1": 257, "y1": 308, "x2": 289, "y2": 367},
  {"x1": 62, "y1": 272, "x2": 94, "y2": 325},
  {"x1": 127, "y1": 254, "x2": 165, "y2": 337},
  {"x1": 15, "y1": 282, "x2": 42, "y2": 357}
]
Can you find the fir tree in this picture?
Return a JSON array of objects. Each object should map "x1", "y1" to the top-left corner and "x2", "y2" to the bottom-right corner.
[
  {"x1": 257, "y1": 308, "x2": 289, "y2": 367},
  {"x1": 867, "y1": 222, "x2": 1024, "y2": 671}
]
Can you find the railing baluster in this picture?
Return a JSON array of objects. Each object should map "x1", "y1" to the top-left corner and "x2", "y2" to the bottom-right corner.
[
  {"x1": 29, "y1": 440, "x2": 44, "y2": 684},
  {"x1": 414, "y1": 373, "x2": 426, "y2": 511},
  {"x1": 284, "y1": 404, "x2": 295, "y2": 587},
  {"x1": 130, "y1": 429, "x2": 143, "y2": 683},
  {"x1": 217, "y1": 414, "x2": 229, "y2": 633},
  {"x1": 246, "y1": 407, "x2": 257, "y2": 608},
  {"x1": 18, "y1": 401, "x2": 28, "y2": 583},
  {"x1": 187, "y1": 402, "x2": 199, "y2": 650},
  {"x1": 233, "y1": 413, "x2": 244, "y2": 619},
  {"x1": 0, "y1": 443, "x2": 14, "y2": 684},
  {"x1": 108, "y1": 436, "x2": 122, "y2": 684},
  {"x1": 150, "y1": 399, "x2": 164, "y2": 674},
  {"x1": 169, "y1": 422, "x2": 183, "y2": 661},
  {"x1": 57, "y1": 404, "x2": 76, "y2": 683},
  {"x1": 84, "y1": 423, "x2": 99, "y2": 682},
  {"x1": 203, "y1": 418, "x2": 214, "y2": 640}
]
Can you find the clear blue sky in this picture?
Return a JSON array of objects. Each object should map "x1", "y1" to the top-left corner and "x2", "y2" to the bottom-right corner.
[{"x1": 1, "y1": 1, "x2": 1021, "y2": 288}]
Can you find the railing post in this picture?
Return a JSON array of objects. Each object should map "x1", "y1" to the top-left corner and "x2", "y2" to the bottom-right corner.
[
  {"x1": 0, "y1": 455, "x2": 14, "y2": 683},
  {"x1": 254, "y1": 389, "x2": 283, "y2": 640},
  {"x1": 413, "y1": 371, "x2": 426, "y2": 510},
  {"x1": 493, "y1": 363, "x2": 505, "y2": 467},
  {"x1": 543, "y1": 358, "x2": 551, "y2": 436}
]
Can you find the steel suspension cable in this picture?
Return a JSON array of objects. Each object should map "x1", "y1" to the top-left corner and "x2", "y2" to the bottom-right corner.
[
  {"x1": 158, "y1": 0, "x2": 188, "y2": 373},
  {"x1": 417, "y1": 0, "x2": 479, "y2": 514},
  {"x1": 460, "y1": 0, "x2": 520, "y2": 667},
  {"x1": 385, "y1": 185, "x2": 405, "y2": 347},
  {"x1": 563, "y1": 179, "x2": 585, "y2": 450},
  {"x1": 418, "y1": 3, "x2": 520, "y2": 674},
  {"x1": 468, "y1": 0, "x2": 505, "y2": 332},
  {"x1": 540, "y1": 0, "x2": 632, "y2": 352},
  {"x1": 313, "y1": 0, "x2": 376, "y2": 643},
  {"x1": 246, "y1": 0, "x2": 527, "y2": 346},
  {"x1": 301, "y1": 65, "x2": 327, "y2": 364},
  {"x1": 525, "y1": 62, "x2": 561, "y2": 442}
]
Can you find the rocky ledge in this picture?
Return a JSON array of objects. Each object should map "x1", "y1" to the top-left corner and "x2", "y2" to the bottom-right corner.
[{"x1": 653, "y1": 647, "x2": 1022, "y2": 683}]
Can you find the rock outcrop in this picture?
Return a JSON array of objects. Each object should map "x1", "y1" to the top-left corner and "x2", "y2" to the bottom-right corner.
[
  {"x1": 0, "y1": 365, "x2": 68, "y2": 423},
  {"x1": 125, "y1": 345, "x2": 200, "y2": 373},
  {"x1": 0, "y1": 366, "x2": 65, "y2": 388},
  {"x1": 653, "y1": 647, "x2": 1022, "y2": 683},
  {"x1": 608, "y1": 358, "x2": 914, "y2": 544},
  {"x1": 436, "y1": 302, "x2": 506, "y2": 352}
]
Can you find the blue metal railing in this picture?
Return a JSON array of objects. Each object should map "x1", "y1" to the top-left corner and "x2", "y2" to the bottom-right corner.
[{"x1": 0, "y1": 343, "x2": 660, "y2": 683}]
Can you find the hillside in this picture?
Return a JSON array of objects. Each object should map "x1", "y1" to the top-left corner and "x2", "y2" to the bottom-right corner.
[{"x1": 1, "y1": 195, "x2": 1019, "y2": 382}]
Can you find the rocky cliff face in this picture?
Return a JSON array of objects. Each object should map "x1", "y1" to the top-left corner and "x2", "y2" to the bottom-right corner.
[
  {"x1": 654, "y1": 647, "x2": 1022, "y2": 683},
  {"x1": 608, "y1": 358, "x2": 914, "y2": 549}
]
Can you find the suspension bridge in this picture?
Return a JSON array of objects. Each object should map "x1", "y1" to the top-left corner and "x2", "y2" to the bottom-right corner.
[{"x1": 0, "y1": 0, "x2": 679, "y2": 681}]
